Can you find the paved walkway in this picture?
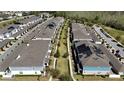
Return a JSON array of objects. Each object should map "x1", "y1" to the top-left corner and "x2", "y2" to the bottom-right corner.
[
  {"x1": 48, "y1": 20, "x2": 63, "y2": 81},
  {"x1": 49, "y1": 76, "x2": 53, "y2": 81}
]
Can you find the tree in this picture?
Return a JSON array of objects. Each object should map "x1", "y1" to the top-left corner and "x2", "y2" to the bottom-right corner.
[
  {"x1": 94, "y1": 16, "x2": 99, "y2": 21},
  {"x1": 92, "y1": 15, "x2": 100, "y2": 23},
  {"x1": 50, "y1": 69, "x2": 60, "y2": 78},
  {"x1": 46, "y1": 66, "x2": 50, "y2": 73},
  {"x1": 54, "y1": 48, "x2": 60, "y2": 58},
  {"x1": 115, "y1": 36, "x2": 121, "y2": 41},
  {"x1": 53, "y1": 11, "x2": 67, "y2": 18},
  {"x1": 63, "y1": 40, "x2": 67, "y2": 46},
  {"x1": 27, "y1": 11, "x2": 41, "y2": 16},
  {"x1": 22, "y1": 12, "x2": 29, "y2": 16},
  {"x1": 2, "y1": 23, "x2": 7, "y2": 27},
  {"x1": 86, "y1": 22, "x2": 93, "y2": 26},
  {"x1": 58, "y1": 42, "x2": 60, "y2": 47},
  {"x1": 62, "y1": 52, "x2": 68, "y2": 58},
  {"x1": 80, "y1": 17, "x2": 87, "y2": 24},
  {"x1": 73, "y1": 15, "x2": 80, "y2": 23},
  {"x1": 59, "y1": 74, "x2": 72, "y2": 81},
  {"x1": 13, "y1": 20, "x2": 20, "y2": 24}
]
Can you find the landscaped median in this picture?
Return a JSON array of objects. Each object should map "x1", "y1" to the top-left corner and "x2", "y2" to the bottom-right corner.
[
  {"x1": 50, "y1": 19, "x2": 72, "y2": 81},
  {"x1": 57, "y1": 20, "x2": 69, "y2": 74}
]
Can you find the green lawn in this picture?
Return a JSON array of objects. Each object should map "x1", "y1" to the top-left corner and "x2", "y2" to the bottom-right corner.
[
  {"x1": 74, "y1": 74, "x2": 124, "y2": 81},
  {"x1": 57, "y1": 58, "x2": 69, "y2": 75},
  {"x1": 0, "y1": 19, "x2": 15, "y2": 28},
  {"x1": 49, "y1": 56, "x2": 54, "y2": 68},
  {"x1": 0, "y1": 75, "x2": 49, "y2": 81},
  {"x1": 14, "y1": 75, "x2": 49, "y2": 81},
  {"x1": 103, "y1": 26, "x2": 124, "y2": 45},
  {"x1": 56, "y1": 19, "x2": 70, "y2": 75},
  {"x1": 59, "y1": 41, "x2": 67, "y2": 57}
]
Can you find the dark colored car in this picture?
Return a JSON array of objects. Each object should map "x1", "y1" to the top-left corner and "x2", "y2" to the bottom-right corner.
[{"x1": 8, "y1": 26, "x2": 15, "y2": 30}]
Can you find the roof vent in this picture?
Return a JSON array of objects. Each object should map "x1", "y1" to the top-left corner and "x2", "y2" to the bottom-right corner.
[
  {"x1": 27, "y1": 44, "x2": 30, "y2": 46},
  {"x1": 16, "y1": 55, "x2": 21, "y2": 60}
]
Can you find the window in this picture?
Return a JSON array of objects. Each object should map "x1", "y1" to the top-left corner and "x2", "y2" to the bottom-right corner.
[
  {"x1": 35, "y1": 72, "x2": 37, "y2": 74},
  {"x1": 19, "y1": 72, "x2": 23, "y2": 74}
]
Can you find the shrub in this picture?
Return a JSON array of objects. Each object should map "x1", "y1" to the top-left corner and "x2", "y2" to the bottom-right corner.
[
  {"x1": 3, "y1": 23, "x2": 7, "y2": 27},
  {"x1": 58, "y1": 42, "x2": 60, "y2": 47},
  {"x1": 13, "y1": 20, "x2": 17, "y2": 24},
  {"x1": 49, "y1": 59, "x2": 52, "y2": 65},
  {"x1": 115, "y1": 36, "x2": 121, "y2": 41},
  {"x1": 62, "y1": 52, "x2": 68, "y2": 58},
  {"x1": 63, "y1": 40, "x2": 67, "y2": 46},
  {"x1": 105, "y1": 20, "x2": 124, "y2": 31},
  {"x1": 59, "y1": 74, "x2": 72, "y2": 81},
  {"x1": 50, "y1": 69, "x2": 60, "y2": 78},
  {"x1": 85, "y1": 22, "x2": 93, "y2": 26},
  {"x1": 46, "y1": 66, "x2": 50, "y2": 73},
  {"x1": 101, "y1": 75, "x2": 106, "y2": 78},
  {"x1": 54, "y1": 49, "x2": 60, "y2": 58}
]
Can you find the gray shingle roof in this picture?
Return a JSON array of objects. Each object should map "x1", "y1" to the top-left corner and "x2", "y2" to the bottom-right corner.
[
  {"x1": 83, "y1": 54, "x2": 110, "y2": 67},
  {"x1": 75, "y1": 41, "x2": 110, "y2": 67},
  {"x1": 89, "y1": 28, "x2": 101, "y2": 42},
  {"x1": 72, "y1": 23, "x2": 92, "y2": 41},
  {"x1": 35, "y1": 17, "x2": 64, "y2": 39},
  {"x1": 10, "y1": 40, "x2": 50, "y2": 67},
  {"x1": 19, "y1": 16, "x2": 40, "y2": 24},
  {"x1": 0, "y1": 44, "x2": 24, "y2": 71}
]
